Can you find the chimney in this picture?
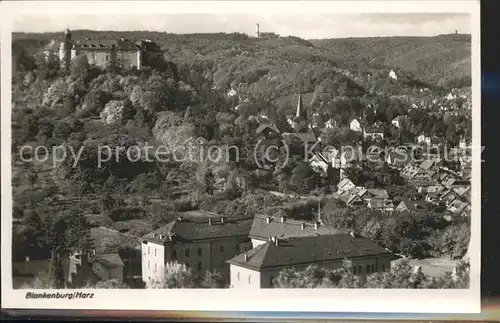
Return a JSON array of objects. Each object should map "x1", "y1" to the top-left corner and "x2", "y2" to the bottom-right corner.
[
  {"x1": 350, "y1": 231, "x2": 355, "y2": 238},
  {"x1": 280, "y1": 216, "x2": 285, "y2": 223},
  {"x1": 208, "y1": 218, "x2": 212, "y2": 226},
  {"x1": 244, "y1": 253, "x2": 248, "y2": 262},
  {"x1": 177, "y1": 216, "x2": 183, "y2": 222},
  {"x1": 275, "y1": 238, "x2": 279, "y2": 246},
  {"x1": 266, "y1": 217, "x2": 271, "y2": 224},
  {"x1": 25, "y1": 256, "x2": 30, "y2": 262},
  {"x1": 271, "y1": 236, "x2": 277, "y2": 243},
  {"x1": 301, "y1": 223, "x2": 306, "y2": 230},
  {"x1": 314, "y1": 222, "x2": 319, "y2": 230},
  {"x1": 152, "y1": 233, "x2": 156, "y2": 238},
  {"x1": 159, "y1": 234, "x2": 163, "y2": 240},
  {"x1": 221, "y1": 217, "x2": 226, "y2": 224}
]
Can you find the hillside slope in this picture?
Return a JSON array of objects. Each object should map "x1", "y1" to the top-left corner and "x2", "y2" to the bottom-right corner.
[{"x1": 311, "y1": 34, "x2": 471, "y2": 86}]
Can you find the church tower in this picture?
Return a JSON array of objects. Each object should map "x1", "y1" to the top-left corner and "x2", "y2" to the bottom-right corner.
[{"x1": 295, "y1": 92, "x2": 307, "y2": 120}]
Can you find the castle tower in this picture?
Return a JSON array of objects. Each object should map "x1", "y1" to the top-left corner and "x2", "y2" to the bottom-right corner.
[
  {"x1": 59, "y1": 28, "x2": 73, "y2": 70},
  {"x1": 256, "y1": 23, "x2": 260, "y2": 38}
]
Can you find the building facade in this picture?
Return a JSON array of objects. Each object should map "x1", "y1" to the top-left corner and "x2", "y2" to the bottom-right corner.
[
  {"x1": 228, "y1": 234, "x2": 392, "y2": 289},
  {"x1": 56, "y1": 29, "x2": 163, "y2": 70},
  {"x1": 141, "y1": 211, "x2": 253, "y2": 285}
]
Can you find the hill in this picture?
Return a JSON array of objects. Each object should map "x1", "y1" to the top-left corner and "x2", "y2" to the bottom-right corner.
[{"x1": 311, "y1": 34, "x2": 471, "y2": 87}]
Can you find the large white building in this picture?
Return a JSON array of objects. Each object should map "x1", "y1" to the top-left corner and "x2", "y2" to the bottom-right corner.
[
  {"x1": 140, "y1": 211, "x2": 253, "y2": 285},
  {"x1": 227, "y1": 233, "x2": 392, "y2": 289}
]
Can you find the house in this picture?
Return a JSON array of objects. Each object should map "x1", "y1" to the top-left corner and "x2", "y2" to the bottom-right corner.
[
  {"x1": 386, "y1": 151, "x2": 411, "y2": 168},
  {"x1": 388, "y1": 70, "x2": 398, "y2": 80},
  {"x1": 363, "y1": 127, "x2": 385, "y2": 140},
  {"x1": 367, "y1": 199, "x2": 394, "y2": 212},
  {"x1": 324, "y1": 118, "x2": 336, "y2": 128},
  {"x1": 447, "y1": 200, "x2": 468, "y2": 215},
  {"x1": 248, "y1": 214, "x2": 342, "y2": 248},
  {"x1": 141, "y1": 211, "x2": 253, "y2": 285},
  {"x1": 391, "y1": 116, "x2": 408, "y2": 129},
  {"x1": 92, "y1": 253, "x2": 125, "y2": 282},
  {"x1": 417, "y1": 134, "x2": 432, "y2": 145},
  {"x1": 337, "y1": 178, "x2": 355, "y2": 194},
  {"x1": 340, "y1": 148, "x2": 364, "y2": 168},
  {"x1": 227, "y1": 234, "x2": 392, "y2": 288},
  {"x1": 338, "y1": 194, "x2": 364, "y2": 207},
  {"x1": 425, "y1": 192, "x2": 440, "y2": 204},
  {"x1": 256, "y1": 123, "x2": 280, "y2": 138},
  {"x1": 395, "y1": 199, "x2": 429, "y2": 213},
  {"x1": 308, "y1": 153, "x2": 330, "y2": 174},
  {"x1": 365, "y1": 189, "x2": 389, "y2": 200},
  {"x1": 349, "y1": 118, "x2": 362, "y2": 132}
]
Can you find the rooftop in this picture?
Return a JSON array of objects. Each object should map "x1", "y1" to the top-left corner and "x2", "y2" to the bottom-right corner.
[
  {"x1": 228, "y1": 234, "x2": 391, "y2": 270},
  {"x1": 142, "y1": 211, "x2": 253, "y2": 244},
  {"x1": 249, "y1": 214, "x2": 343, "y2": 241},
  {"x1": 93, "y1": 253, "x2": 125, "y2": 269}
]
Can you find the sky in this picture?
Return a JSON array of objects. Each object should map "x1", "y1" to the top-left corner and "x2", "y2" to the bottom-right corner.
[{"x1": 13, "y1": 13, "x2": 471, "y2": 39}]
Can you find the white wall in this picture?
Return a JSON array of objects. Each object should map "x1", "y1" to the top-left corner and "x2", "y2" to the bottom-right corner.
[
  {"x1": 142, "y1": 241, "x2": 165, "y2": 284},
  {"x1": 229, "y1": 264, "x2": 262, "y2": 289}
]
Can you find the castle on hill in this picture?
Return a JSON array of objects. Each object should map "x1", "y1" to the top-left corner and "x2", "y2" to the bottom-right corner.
[{"x1": 45, "y1": 29, "x2": 163, "y2": 70}]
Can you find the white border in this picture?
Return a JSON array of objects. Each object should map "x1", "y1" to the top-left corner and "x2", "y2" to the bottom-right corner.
[{"x1": 1, "y1": 0, "x2": 481, "y2": 313}]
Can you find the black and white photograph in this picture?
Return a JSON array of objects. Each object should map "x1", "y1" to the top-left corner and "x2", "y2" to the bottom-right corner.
[{"x1": 1, "y1": 0, "x2": 481, "y2": 313}]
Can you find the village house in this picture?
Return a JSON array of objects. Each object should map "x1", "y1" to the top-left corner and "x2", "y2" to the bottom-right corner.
[
  {"x1": 336, "y1": 178, "x2": 356, "y2": 194},
  {"x1": 92, "y1": 253, "x2": 125, "y2": 282},
  {"x1": 363, "y1": 127, "x2": 385, "y2": 140},
  {"x1": 227, "y1": 233, "x2": 392, "y2": 289},
  {"x1": 367, "y1": 198, "x2": 394, "y2": 212},
  {"x1": 349, "y1": 118, "x2": 363, "y2": 132},
  {"x1": 388, "y1": 69, "x2": 398, "y2": 81},
  {"x1": 391, "y1": 115, "x2": 408, "y2": 129},
  {"x1": 395, "y1": 198, "x2": 429, "y2": 213},
  {"x1": 140, "y1": 211, "x2": 253, "y2": 285}
]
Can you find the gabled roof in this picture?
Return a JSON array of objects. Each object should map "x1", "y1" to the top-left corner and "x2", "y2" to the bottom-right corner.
[
  {"x1": 396, "y1": 198, "x2": 428, "y2": 213},
  {"x1": 227, "y1": 234, "x2": 391, "y2": 270},
  {"x1": 368, "y1": 199, "x2": 394, "y2": 209},
  {"x1": 337, "y1": 178, "x2": 355, "y2": 191},
  {"x1": 93, "y1": 253, "x2": 124, "y2": 269},
  {"x1": 142, "y1": 211, "x2": 252, "y2": 243},
  {"x1": 419, "y1": 159, "x2": 435, "y2": 170},
  {"x1": 293, "y1": 132, "x2": 317, "y2": 143},
  {"x1": 249, "y1": 214, "x2": 343, "y2": 241},
  {"x1": 256, "y1": 123, "x2": 280, "y2": 135},
  {"x1": 366, "y1": 189, "x2": 389, "y2": 199}
]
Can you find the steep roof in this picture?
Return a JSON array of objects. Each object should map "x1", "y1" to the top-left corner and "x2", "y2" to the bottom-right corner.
[
  {"x1": 396, "y1": 198, "x2": 429, "y2": 213},
  {"x1": 368, "y1": 199, "x2": 394, "y2": 209},
  {"x1": 227, "y1": 234, "x2": 391, "y2": 270},
  {"x1": 256, "y1": 123, "x2": 280, "y2": 135},
  {"x1": 93, "y1": 253, "x2": 124, "y2": 269},
  {"x1": 366, "y1": 189, "x2": 389, "y2": 199},
  {"x1": 249, "y1": 214, "x2": 343, "y2": 241},
  {"x1": 142, "y1": 211, "x2": 252, "y2": 243}
]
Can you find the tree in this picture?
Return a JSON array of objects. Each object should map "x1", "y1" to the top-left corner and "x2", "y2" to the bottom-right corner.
[
  {"x1": 147, "y1": 262, "x2": 195, "y2": 288},
  {"x1": 94, "y1": 279, "x2": 129, "y2": 289}
]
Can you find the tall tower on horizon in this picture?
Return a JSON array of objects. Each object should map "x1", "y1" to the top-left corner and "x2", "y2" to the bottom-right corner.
[
  {"x1": 59, "y1": 28, "x2": 73, "y2": 70},
  {"x1": 256, "y1": 23, "x2": 260, "y2": 38},
  {"x1": 295, "y1": 92, "x2": 306, "y2": 120}
]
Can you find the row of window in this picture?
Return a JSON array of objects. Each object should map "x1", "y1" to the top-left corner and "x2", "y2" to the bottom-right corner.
[
  {"x1": 352, "y1": 263, "x2": 387, "y2": 275},
  {"x1": 148, "y1": 260, "x2": 204, "y2": 271},
  {"x1": 148, "y1": 244, "x2": 244, "y2": 258}
]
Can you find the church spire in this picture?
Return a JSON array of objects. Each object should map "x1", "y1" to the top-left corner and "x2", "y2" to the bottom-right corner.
[{"x1": 296, "y1": 92, "x2": 306, "y2": 120}]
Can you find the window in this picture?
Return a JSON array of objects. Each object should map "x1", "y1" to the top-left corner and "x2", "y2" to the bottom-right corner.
[
  {"x1": 197, "y1": 248, "x2": 202, "y2": 256},
  {"x1": 154, "y1": 248, "x2": 157, "y2": 257},
  {"x1": 237, "y1": 272, "x2": 240, "y2": 281},
  {"x1": 148, "y1": 246, "x2": 150, "y2": 255},
  {"x1": 270, "y1": 276, "x2": 274, "y2": 286},
  {"x1": 197, "y1": 261, "x2": 202, "y2": 271},
  {"x1": 248, "y1": 275, "x2": 251, "y2": 284},
  {"x1": 105, "y1": 55, "x2": 109, "y2": 61},
  {"x1": 185, "y1": 248, "x2": 190, "y2": 257},
  {"x1": 148, "y1": 261, "x2": 150, "y2": 269},
  {"x1": 172, "y1": 249, "x2": 177, "y2": 259},
  {"x1": 366, "y1": 265, "x2": 370, "y2": 274},
  {"x1": 371, "y1": 264, "x2": 375, "y2": 273},
  {"x1": 220, "y1": 245, "x2": 225, "y2": 253},
  {"x1": 353, "y1": 266, "x2": 358, "y2": 274},
  {"x1": 358, "y1": 265, "x2": 362, "y2": 274},
  {"x1": 155, "y1": 263, "x2": 157, "y2": 270}
]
